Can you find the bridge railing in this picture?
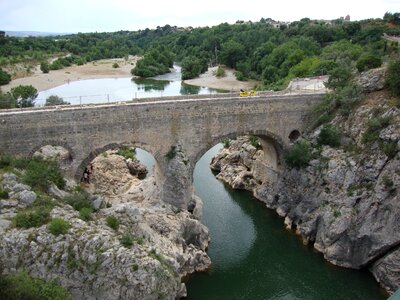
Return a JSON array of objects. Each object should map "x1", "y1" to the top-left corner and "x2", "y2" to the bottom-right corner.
[{"x1": 0, "y1": 88, "x2": 327, "y2": 114}]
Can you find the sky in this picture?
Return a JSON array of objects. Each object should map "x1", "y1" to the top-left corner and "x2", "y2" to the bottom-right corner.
[{"x1": 0, "y1": 0, "x2": 399, "y2": 33}]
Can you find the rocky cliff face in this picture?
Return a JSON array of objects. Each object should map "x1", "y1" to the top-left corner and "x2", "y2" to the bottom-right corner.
[
  {"x1": 0, "y1": 151, "x2": 210, "y2": 299},
  {"x1": 210, "y1": 88, "x2": 400, "y2": 294}
]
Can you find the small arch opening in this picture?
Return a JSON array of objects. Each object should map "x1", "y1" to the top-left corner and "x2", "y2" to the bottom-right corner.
[{"x1": 288, "y1": 130, "x2": 301, "y2": 143}]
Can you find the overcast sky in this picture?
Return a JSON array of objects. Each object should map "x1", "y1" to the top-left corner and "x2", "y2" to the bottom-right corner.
[{"x1": 1, "y1": 0, "x2": 399, "y2": 33}]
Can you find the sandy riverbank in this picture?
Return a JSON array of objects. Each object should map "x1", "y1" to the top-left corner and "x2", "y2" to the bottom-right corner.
[
  {"x1": 2, "y1": 59, "x2": 259, "y2": 93},
  {"x1": 184, "y1": 66, "x2": 259, "y2": 91},
  {"x1": 1, "y1": 57, "x2": 138, "y2": 93}
]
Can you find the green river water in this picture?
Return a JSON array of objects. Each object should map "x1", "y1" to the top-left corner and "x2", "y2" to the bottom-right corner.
[{"x1": 185, "y1": 144, "x2": 387, "y2": 300}]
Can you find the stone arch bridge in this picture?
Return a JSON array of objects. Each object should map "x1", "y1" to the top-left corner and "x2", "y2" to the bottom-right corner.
[{"x1": 0, "y1": 92, "x2": 324, "y2": 209}]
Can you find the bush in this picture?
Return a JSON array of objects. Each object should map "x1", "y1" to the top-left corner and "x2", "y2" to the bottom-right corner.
[
  {"x1": 0, "y1": 68, "x2": 11, "y2": 85},
  {"x1": 222, "y1": 138, "x2": 231, "y2": 148},
  {"x1": 381, "y1": 141, "x2": 397, "y2": 159},
  {"x1": 106, "y1": 215, "x2": 120, "y2": 230},
  {"x1": 63, "y1": 190, "x2": 92, "y2": 211},
  {"x1": 79, "y1": 207, "x2": 93, "y2": 221},
  {"x1": 40, "y1": 62, "x2": 50, "y2": 73},
  {"x1": 112, "y1": 62, "x2": 119, "y2": 68},
  {"x1": 215, "y1": 66, "x2": 226, "y2": 77},
  {"x1": 165, "y1": 146, "x2": 177, "y2": 160},
  {"x1": 120, "y1": 232, "x2": 134, "y2": 248},
  {"x1": 45, "y1": 95, "x2": 70, "y2": 106},
  {"x1": 386, "y1": 59, "x2": 400, "y2": 97},
  {"x1": 285, "y1": 139, "x2": 312, "y2": 169},
  {"x1": 362, "y1": 116, "x2": 392, "y2": 144},
  {"x1": 48, "y1": 218, "x2": 70, "y2": 235},
  {"x1": 235, "y1": 71, "x2": 246, "y2": 81},
  {"x1": 0, "y1": 271, "x2": 72, "y2": 300},
  {"x1": 249, "y1": 136, "x2": 262, "y2": 149},
  {"x1": 14, "y1": 208, "x2": 51, "y2": 228},
  {"x1": 317, "y1": 124, "x2": 341, "y2": 147},
  {"x1": 23, "y1": 158, "x2": 65, "y2": 191},
  {"x1": 10, "y1": 85, "x2": 38, "y2": 107},
  {"x1": 0, "y1": 188, "x2": 9, "y2": 199},
  {"x1": 356, "y1": 54, "x2": 382, "y2": 72},
  {"x1": 116, "y1": 147, "x2": 136, "y2": 160}
]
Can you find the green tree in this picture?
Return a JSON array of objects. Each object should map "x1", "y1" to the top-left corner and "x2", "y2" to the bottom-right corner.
[
  {"x1": 45, "y1": 95, "x2": 70, "y2": 106},
  {"x1": 10, "y1": 85, "x2": 38, "y2": 107},
  {"x1": 0, "y1": 90, "x2": 16, "y2": 109},
  {"x1": 181, "y1": 56, "x2": 207, "y2": 80},
  {"x1": 40, "y1": 61, "x2": 50, "y2": 73},
  {"x1": 285, "y1": 139, "x2": 312, "y2": 169},
  {"x1": 385, "y1": 58, "x2": 400, "y2": 97},
  {"x1": 356, "y1": 54, "x2": 382, "y2": 72},
  {"x1": 219, "y1": 40, "x2": 246, "y2": 68},
  {"x1": 0, "y1": 68, "x2": 11, "y2": 85}
]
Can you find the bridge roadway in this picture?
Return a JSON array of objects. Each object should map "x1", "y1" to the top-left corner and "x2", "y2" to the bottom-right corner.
[{"x1": 0, "y1": 91, "x2": 325, "y2": 209}]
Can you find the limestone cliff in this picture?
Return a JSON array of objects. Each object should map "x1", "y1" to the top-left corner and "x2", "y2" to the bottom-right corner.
[
  {"x1": 0, "y1": 151, "x2": 210, "y2": 299},
  {"x1": 210, "y1": 88, "x2": 400, "y2": 294}
]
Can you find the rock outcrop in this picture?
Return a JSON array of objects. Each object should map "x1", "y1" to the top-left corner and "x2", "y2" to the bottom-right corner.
[
  {"x1": 210, "y1": 90, "x2": 400, "y2": 294},
  {"x1": 0, "y1": 150, "x2": 210, "y2": 299}
]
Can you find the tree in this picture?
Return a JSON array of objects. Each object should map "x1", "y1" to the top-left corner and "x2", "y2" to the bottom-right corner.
[
  {"x1": 10, "y1": 85, "x2": 38, "y2": 107},
  {"x1": 45, "y1": 95, "x2": 70, "y2": 106},
  {"x1": 0, "y1": 69, "x2": 11, "y2": 85},
  {"x1": 356, "y1": 54, "x2": 382, "y2": 72},
  {"x1": 386, "y1": 58, "x2": 400, "y2": 97},
  {"x1": 40, "y1": 61, "x2": 50, "y2": 73},
  {"x1": 219, "y1": 40, "x2": 246, "y2": 69},
  {"x1": 0, "y1": 91, "x2": 15, "y2": 109},
  {"x1": 181, "y1": 56, "x2": 207, "y2": 80}
]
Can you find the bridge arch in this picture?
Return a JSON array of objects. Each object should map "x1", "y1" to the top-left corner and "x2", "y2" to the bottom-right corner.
[{"x1": 74, "y1": 141, "x2": 160, "y2": 181}]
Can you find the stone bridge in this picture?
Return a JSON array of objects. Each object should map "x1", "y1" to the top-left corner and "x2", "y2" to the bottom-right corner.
[{"x1": 0, "y1": 92, "x2": 324, "y2": 209}]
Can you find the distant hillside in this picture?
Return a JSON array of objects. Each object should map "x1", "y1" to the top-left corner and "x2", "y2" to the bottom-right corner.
[{"x1": 4, "y1": 31, "x2": 72, "y2": 37}]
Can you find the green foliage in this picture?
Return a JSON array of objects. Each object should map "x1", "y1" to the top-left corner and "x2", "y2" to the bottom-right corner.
[
  {"x1": 324, "y1": 66, "x2": 353, "y2": 90},
  {"x1": 63, "y1": 189, "x2": 92, "y2": 211},
  {"x1": 0, "y1": 188, "x2": 9, "y2": 199},
  {"x1": 356, "y1": 54, "x2": 382, "y2": 72},
  {"x1": 45, "y1": 95, "x2": 70, "y2": 106},
  {"x1": 10, "y1": 85, "x2": 38, "y2": 108},
  {"x1": 385, "y1": 58, "x2": 400, "y2": 97},
  {"x1": 0, "y1": 68, "x2": 11, "y2": 85},
  {"x1": 132, "y1": 46, "x2": 174, "y2": 77},
  {"x1": 215, "y1": 66, "x2": 226, "y2": 77},
  {"x1": 165, "y1": 146, "x2": 177, "y2": 160},
  {"x1": 249, "y1": 136, "x2": 262, "y2": 149},
  {"x1": 79, "y1": 207, "x2": 93, "y2": 221},
  {"x1": 14, "y1": 208, "x2": 51, "y2": 228},
  {"x1": 382, "y1": 175, "x2": 394, "y2": 188},
  {"x1": 120, "y1": 232, "x2": 134, "y2": 248},
  {"x1": 48, "y1": 218, "x2": 70, "y2": 235},
  {"x1": 23, "y1": 158, "x2": 65, "y2": 191},
  {"x1": 222, "y1": 138, "x2": 231, "y2": 148},
  {"x1": 0, "y1": 90, "x2": 16, "y2": 109},
  {"x1": 0, "y1": 271, "x2": 72, "y2": 300},
  {"x1": 362, "y1": 116, "x2": 392, "y2": 144},
  {"x1": 381, "y1": 141, "x2": 398, "y2": 159},
  {"x1": 235, "y1": 71, "x2": 245, "y2": 81},
  {"x1": 40, "y1": 61, "x2": 50, "y2": 73},
  {"x1": 112, "y1": 62, "x2": 120, "y2": 68},
  {"x1": 181, "y1": 56, "x2": 207, "y2": 80},
  {"x1": 106, "y1": 215, "x2": 120, "y2": 230},
  {"x1": 317, "y1": 124, "x2": 341, "y2": 147},
  {"x1": 285, "y1": 139, "x2": 312, "y2": 169},
  {"x1": 116, "y1": 147, "x2": 136, "y2": 160}
]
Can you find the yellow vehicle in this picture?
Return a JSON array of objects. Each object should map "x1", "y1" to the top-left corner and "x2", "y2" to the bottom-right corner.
[{"x1": 239, "y1": 90, "x2": 257, "y2": 97}]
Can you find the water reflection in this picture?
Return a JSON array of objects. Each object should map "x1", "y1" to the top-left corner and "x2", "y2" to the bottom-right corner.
[{"x1": 132, "y1": 77, "x2": 170, "y2": 91}]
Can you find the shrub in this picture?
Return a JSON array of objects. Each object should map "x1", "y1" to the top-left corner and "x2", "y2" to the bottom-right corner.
[
  {"x1": 215, "y1": 66, "x2": 226, "y2": 77},
  {"x1": 249, "y1": 136, "x2": 262, "y2": 149},
  {"x1": 362, "y1": 116, "x2": 392, "y2": 144},
  {"x1": 48, "y1": 218, "x2": 70, "y2": 235},
  {"x1": 382, "y1": 175, "x2": 394, "y2": 188},
  {"x1": 116, "y1": 147, "x2": 136, "y2": 160},
  {"x1": 45, "y1": 95, "x2": 70, "y2": 106},
  {"x1": 317, "y1": 124, "x2": 341, "y2": 147},
  {"x1": 381, "y1": 141, "x2": 397, "y2": 159},
  {"x1": 10, "y1": 85, "x2": 38, "y2": 107},
  {"x1": 222, "y1": 138, "x2": 231, "y2": 148},
  {"x1": 79, "y1": 207, "x2": 93, "y2": 221},
  {"x1": 0, "y1": 188, "x2": 9, "y2": 199},
  {"x1": 14, "y1": 208, "x2": 51, "y2": 228},
  {"x1": 23, "y1": 158, "x2": 65, "y2": 191},
  {"x1": 235, "y1": 71, "x2": 246, "y2": 81},
  {"x1": 386, "y1": 58, "x2": 400, "y2": 97},
  {"x1": 165, "y1": 146, "x2": 177, "y2": 160},
  {"x1": 63, "y1": 190, "x2": 92, "y2": 211},
  {"x1": 40, "y1": 62, "x2": 50, "y2": 73},
  {"x1": 120, "y1": 232, "x2": 134, "y2": 248},
  {"x1": 285, "y1": 139, "x2": 312, "y2": 169},
  {"x1": 0, "y1": 271, "x2": 72, "y2": 300},
  {"x1": 106, "y1": 215, "x2": 120, "y2": 230},
  {"x1": 0, "y1": 68, "x2": 11, "y2": 85},
  {"x1": 112, "y1": 62, "x2": 119, "y2": 68},
  {"x1": 356, "y1": 54, "x2": 382, "y2": 72}
]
